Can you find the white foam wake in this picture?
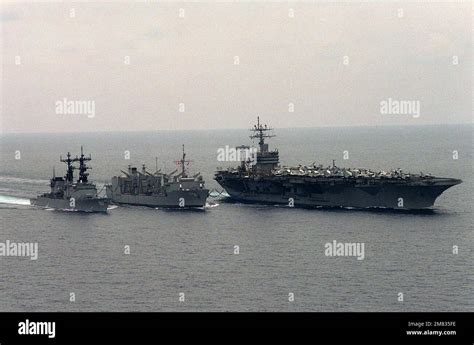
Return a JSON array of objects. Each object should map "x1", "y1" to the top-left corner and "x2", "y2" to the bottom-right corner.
[{"x1": 0, "y1": 194, "x2": 31, "y2": 206}]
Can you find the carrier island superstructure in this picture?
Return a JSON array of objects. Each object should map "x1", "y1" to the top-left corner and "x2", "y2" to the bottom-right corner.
[
  {"x1": 214, "y1": 118, "x2": 462, "y2": 210},
  {"x1": 106, "y1": 146, "x2": 209, "y2": 208}
]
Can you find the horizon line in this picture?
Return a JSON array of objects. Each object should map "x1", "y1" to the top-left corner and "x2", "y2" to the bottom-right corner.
[{"x1": 1, "y1": 121, "x2": 472, "y2": 135}]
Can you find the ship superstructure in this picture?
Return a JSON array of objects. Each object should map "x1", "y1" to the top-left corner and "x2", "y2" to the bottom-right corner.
[
  {"x1": 106, "y1": 146, "x2": 209, "y2": 208},
  {"x1": 215, "y1": 118, "x2": 462, "y2": 209},
  {"x1": 31, "y1": 147, "x2": 108, "y2": 212}
]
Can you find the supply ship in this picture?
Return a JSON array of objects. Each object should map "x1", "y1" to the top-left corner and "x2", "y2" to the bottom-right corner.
[
  {"x1": 106, "y1": 146, "x2": 209, "y2": 208},
  {"x1": 215, "y1": 118, "x2": 462, "y2": 209},
  {"x1": 31, "y1": 147, "x2": 108, "y2": 212}
]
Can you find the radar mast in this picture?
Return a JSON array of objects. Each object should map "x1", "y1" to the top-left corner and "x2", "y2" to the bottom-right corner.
[
  {"x1": 175, "y1": 144, "x2": 191, "y2": 178},
  {"x1": 60, "y1": 152, "x2": 75, "y2": 182},
  {"x1": 72, "y1": 146, "x2": 92, "y2": 183},
  {"x1": 249, "y1": 116, "x2": 275, "y2": 153}
]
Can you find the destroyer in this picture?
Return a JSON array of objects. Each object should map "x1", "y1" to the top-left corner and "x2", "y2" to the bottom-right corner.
[
  {"x1": 31, "y1": 147, "x2": 108, "y2": 212},
  {"x1": 106, "y1": 146, "x2": 209, "y2": 208},
  {"x1": 215, "y1": 118, "x2": 462, "y2": 210}
]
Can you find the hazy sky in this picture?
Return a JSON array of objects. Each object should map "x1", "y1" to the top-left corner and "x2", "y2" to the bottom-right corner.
[{"x1": 0, "y1": 1, "x2": 472, "y2": 133}]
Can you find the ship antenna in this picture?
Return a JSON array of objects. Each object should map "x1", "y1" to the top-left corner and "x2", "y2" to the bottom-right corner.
[
  {"x1": 181, "y1": 144, "x2": 186, "y2": 177},
  {"x1": 60, "y1": 151, "x2": 74, "y2": 182},
  {"x1": 257, "y1": 116, "x2": 262, "y2": 145},
  {"x1": 73, "y1": 146, "x2": 92, "y2": 183},
  {"x1": 175, "y1": 144, "x2": 192, "y2": 178},
  {"x1": 249, "y1": 116, "x2": 275, "y2": 152}
]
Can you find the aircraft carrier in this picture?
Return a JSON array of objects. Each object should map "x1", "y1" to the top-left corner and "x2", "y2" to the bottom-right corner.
[
  {"x1": 31, "y1": 147, "x2": 108, "y2": 213},
  {"x1": 215, "y1": 118, "x2": 462, "y2": 210},
  {"x1": 106, "y1": 146, "x2": 209, "y2": 208}
]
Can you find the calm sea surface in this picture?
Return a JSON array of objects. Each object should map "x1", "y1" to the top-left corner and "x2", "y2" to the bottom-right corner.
[{"x1": 0, "y1": 125, "x2": 472, "y2": 311}]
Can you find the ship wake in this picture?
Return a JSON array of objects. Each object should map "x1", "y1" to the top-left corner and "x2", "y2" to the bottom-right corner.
[{"x1": 0, "y1": 194, "x2": 31, "y2": 206}]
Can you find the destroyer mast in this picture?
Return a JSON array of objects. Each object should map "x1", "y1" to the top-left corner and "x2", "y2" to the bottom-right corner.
[
  {"x1": 73, "y1": 146, "x2": 92, "y2": 183},
  {"x1": 32, "y1": 147, "x2": 108, "y2": 213}
]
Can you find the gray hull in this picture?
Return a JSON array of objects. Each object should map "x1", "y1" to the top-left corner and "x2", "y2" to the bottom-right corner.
[
  {"x1": 106, "y1": 186, "x2": 209, "y2": 208},
  {"x1": 216, "y1": 176, "x2": 461, "y2": 209},
  {"x1": 31, "y1": 196, "x2": 108, "y2": 213}
]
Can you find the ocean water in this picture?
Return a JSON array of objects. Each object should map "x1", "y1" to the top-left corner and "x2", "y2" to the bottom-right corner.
[{"x1": 0, "y1": 125, "x2": 472, "y2": 312}]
